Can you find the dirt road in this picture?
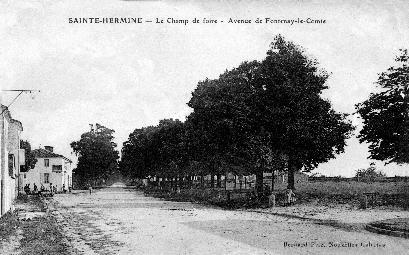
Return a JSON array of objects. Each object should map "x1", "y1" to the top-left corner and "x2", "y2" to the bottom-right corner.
[{"x1": 50, "y1": 187, "x2": 409, "y2": 255}]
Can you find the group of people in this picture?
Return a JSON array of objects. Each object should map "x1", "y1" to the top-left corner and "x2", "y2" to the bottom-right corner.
[{"x1": 23, "y1": 183, "x2": 67, "y2": 195}]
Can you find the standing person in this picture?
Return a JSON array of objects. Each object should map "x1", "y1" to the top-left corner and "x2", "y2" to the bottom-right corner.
[
  {"x1": 62, "y1": 184, "x2": 66, "y2": 193},
  {"x1": 285, "y1": 189, "x2": 296, "y2": 206},
  {"x1": 88, "y1": 184, "x2": 92, "y2": 195},
  {"x1": 39, "y1": 184, "x2": 45, "y2": 197},
  {"x1": 49, "y1": 183, "x2": 53, "y2": 192},
  {"x1": 33, "y1": 183, "x2": 38, "y2": 193}
]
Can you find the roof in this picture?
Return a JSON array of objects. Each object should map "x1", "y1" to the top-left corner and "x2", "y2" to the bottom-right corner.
[
  {"x1": 32, "y1": 148, "x2": 72, "y2": 163},
  {"x1": 1, "y1": 105, "x2": 23, "y2": 131}
]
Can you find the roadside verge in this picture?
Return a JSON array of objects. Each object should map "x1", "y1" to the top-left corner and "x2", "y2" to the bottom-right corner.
[
  {"x1": 0, "y1": 195, "x2": 72, "y2": 255},
  {"x1": 366, "y1": 218, "x2": 409, "y2": 239}
]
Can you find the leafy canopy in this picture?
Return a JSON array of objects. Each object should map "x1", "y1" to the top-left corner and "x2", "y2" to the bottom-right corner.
[
  {"x1": 255, "y1": 35, "x2": 354, "y2": 171},
  {"x1": 188, "y1": 35, "x2": 354, "y2": 173},
  {"x1": 71, "y1": 124, "x2": 119, "y2": 186},
  {"x1": 120, "y1": 119, "x2": 187, "y2": 180},
  {"x1": 356, "y1": 49, "x2": 409, "y2": 164},
  {"x1": 20, "y1": 140, "x2": 37, "y2": 172},
  {"x1": 119, "y1": 35, "x2": 354, "y2": 191}
]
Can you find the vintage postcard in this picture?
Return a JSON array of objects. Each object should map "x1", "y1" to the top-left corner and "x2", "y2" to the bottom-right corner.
[{"x1": 0, "y1": 0, "x2": 408, "y2": 254}]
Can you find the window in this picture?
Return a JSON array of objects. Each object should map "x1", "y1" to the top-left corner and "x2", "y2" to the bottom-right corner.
[
  {"x1": 44, "y1": 159, "x2": 49, "y2": 167},
  {"x1": 52, "y1": 165, "x2": 62, "y2": 173},
  {"x1": 8, "y1": 154, "x2": 14, "y2": 177},
  {"x1": 44, "y1": 173, "x2": 50, "y2": 184}
]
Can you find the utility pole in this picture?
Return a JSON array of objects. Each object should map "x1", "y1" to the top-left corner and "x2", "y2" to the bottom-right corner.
[{"x1": 0, "y1": 89, "x2": 40, "y2": 115}]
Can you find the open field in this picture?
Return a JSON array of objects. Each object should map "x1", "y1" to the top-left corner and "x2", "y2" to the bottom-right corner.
[
  {"x1": 296, "y1": 180, "x2": 409, "y2": 195},
  {"x1": 295, "y1": 180, "x2": 409, "y2": 208},
  {"x1": 146, "y1": 179, "x2": 409, "y2": 209}
]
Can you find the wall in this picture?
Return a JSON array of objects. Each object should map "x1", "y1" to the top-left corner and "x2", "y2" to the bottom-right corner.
[
  {"x1": 8, "y1": 121, "x2": 22, "y2": 200},
  {"x1": 0, "y1": 113, "x2": 14, "y2": 215}
]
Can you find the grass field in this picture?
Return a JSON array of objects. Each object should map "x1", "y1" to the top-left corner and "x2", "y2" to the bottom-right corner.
[
  {"x1": 146, "y1": 179, "x2": 409, "y2": 209},
  {"x1": 294, "y1": 180, "x2": 409, "y2": 195},
  {"x1": 290, "y1": 180, "x2": 409, "y2": 208}
]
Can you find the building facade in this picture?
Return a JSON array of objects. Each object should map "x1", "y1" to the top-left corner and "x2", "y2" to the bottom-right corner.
[
  {"x1": 22, "y1": 146, "x2": 72, "y2": 192},
  {"x1": 0, "y1": 105, "x2": 24, "y2": 216}
]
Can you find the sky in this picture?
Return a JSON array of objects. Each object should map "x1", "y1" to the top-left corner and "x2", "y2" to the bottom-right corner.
[{"x1": 1, "y1": 0, "x2": 408, "y2": 177}]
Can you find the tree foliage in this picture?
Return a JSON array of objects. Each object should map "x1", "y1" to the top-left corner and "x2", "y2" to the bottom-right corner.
[
  {"x1": 255, "y1": 36, "x2": 354, "y2": 188},
  {"x1": 356, "y1": 49, "x2": 409, "y2": 164},
  {"x1": 71, "y1": 124, "x2": 119, "y2": 187},
  {"x1": 120, "y1": 119, "x2": 188, "y2": 182},
  {"x1": 120, "y1": 35, "x2": 354, "y2": 191},
  {"x1": 187, "y1": 62, "x2": 259, "y2": 179},
  {"x1": 20, "y1": 140, "x2": 37, "y2": 172},
  {"x1": 355, "y1": 163, "x2": 386, "y2": 182}
]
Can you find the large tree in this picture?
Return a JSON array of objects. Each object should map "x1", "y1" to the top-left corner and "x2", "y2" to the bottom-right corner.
[
  {"x1": 20, "y1": 140, "x2": 37, "y2": 172},
  {"x1": 356, "y1": 49, "x2": 409, "y2": 164},
  {"x1": 187, "y1": 35, "x2": 354, "y2": 190},
  {"x1": 120, "y1": 126, "x2": 153, "y2": 181},
  {"x1": 187, "y1": 62, "x2": 259, "y2": 188},
  {"x1": 71, "y1": 124, "x2": 119, "y2": 187},
  {"x1": 254, "y1": 35, "x2": 355, "y2": 189},
  {"x1": 120, "y1": 119, "x2": 189, "y2": 188}
]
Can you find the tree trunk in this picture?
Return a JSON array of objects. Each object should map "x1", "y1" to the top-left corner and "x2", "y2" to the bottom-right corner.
[
  {"x1": 216, "y1": 174, "x2": 221, "y2": 188},
  {"x1": 287, "y1": 163, "x2": 296, "y2": 190},
  {"x1": 211, "y1": 174, "x2": 215, "y2": 189},
  {"x1": 189, "y1": 176, "x2": 193, "y2": 189},
  {"x1": 178, "y1": 175, "x2": 183, "y2": 189},
  {"x1": 225, "y1": 172, "x2": 228, "y2": 191},
  {"x1": 271, "y1": 169, "x2": 275, "y2": 192},
  {"x1": 255, "y1": 169, "x2": 264, "y2": 195}
]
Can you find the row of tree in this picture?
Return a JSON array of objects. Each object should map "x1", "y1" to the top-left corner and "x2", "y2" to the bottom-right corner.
[
  {"x1": 69, "y1": 36, "x2": 409, "y2": 192},
  {"x1": 120, "y1": 35, "x2": 355, "y2": 192}
]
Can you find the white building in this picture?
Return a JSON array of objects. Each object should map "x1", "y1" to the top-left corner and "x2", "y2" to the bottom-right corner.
[
  {"x1": 0, "y1": 104, "x2": 24, "y2": 216},
  {"x1": 22, "y1": 146, "x2": 72, "y2": 192}
]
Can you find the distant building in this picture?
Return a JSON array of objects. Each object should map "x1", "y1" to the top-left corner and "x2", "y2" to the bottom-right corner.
[
  {"x1": 22, "y1": 146, "x2": 72, "y2": 192},
  {"x1": 0, "y1": 105, "x2": 24, "y2": 216}
]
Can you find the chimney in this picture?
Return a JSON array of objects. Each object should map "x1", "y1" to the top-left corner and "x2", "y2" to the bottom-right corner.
[{"x1": 44, "y1": 146, "x2": 54, "y2": 152}]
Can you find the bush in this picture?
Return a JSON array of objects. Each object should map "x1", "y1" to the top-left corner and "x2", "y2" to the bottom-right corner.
[{"x1": 355, "y1": 163, "x2": 386, "y2": 182}]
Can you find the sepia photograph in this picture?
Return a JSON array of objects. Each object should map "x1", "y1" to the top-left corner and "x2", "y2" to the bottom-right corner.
[{"x1": 0, "y1": 0, "x2": 408, "y2": 254}]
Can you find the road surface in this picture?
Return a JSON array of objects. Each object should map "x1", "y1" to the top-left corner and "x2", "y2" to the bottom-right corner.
[{"x1": 50, "y1": 187, "x2": 409, "y2": 255}]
